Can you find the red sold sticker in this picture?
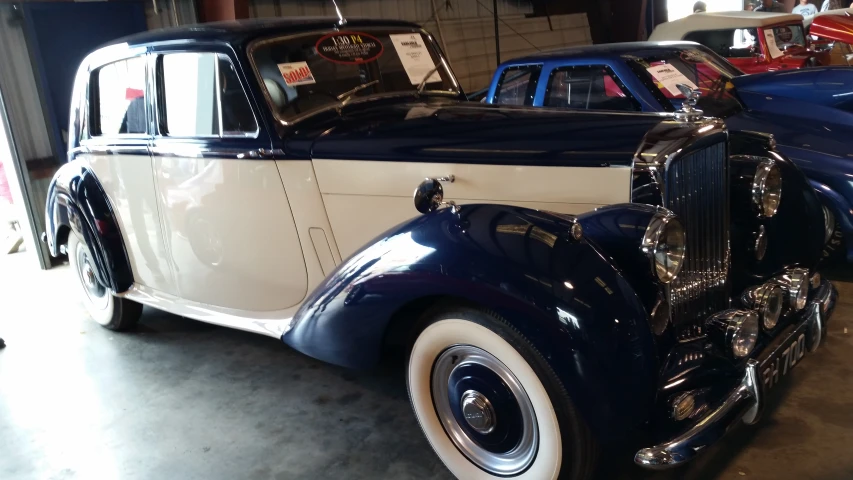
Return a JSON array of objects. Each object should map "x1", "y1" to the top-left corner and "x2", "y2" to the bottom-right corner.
[{"x1": 278, "y1": 61, "x2": 316, "y2": 86}]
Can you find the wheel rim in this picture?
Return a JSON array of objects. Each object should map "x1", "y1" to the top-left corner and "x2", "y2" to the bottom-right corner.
[
  {"x1": 75, "y1": 242, "x2": 109, "y2": 311},
  {"x1": 431, "y1": 344, "x2": 539, "y2": 476}
]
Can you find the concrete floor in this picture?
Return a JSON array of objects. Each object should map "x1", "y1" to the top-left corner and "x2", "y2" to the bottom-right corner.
[{"x1": 1, "y1": 251, "x2": 852, "y2": 480}]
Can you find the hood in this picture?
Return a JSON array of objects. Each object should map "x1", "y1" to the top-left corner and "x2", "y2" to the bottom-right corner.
[
  {"x1": 810, "y1": 12, "x2": 853, "y2": 45},
  {"x1": 732, "y1": 66, "x2": 853, "y2": 110},
  {"x1": 302, "y1": 98, "x2": 668, "y2": 167}
]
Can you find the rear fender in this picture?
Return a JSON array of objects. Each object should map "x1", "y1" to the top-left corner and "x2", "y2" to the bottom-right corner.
[
  {"x1": 45, "y1": 161, "x2": 133, "y2": 293},
  {"x1": 284, "y1": 204, "x2": 659, "y2": 441}
]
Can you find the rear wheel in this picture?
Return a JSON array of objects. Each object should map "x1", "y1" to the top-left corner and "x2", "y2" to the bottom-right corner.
[
  {"x1": 68, "y1": 233, "x2": 142, "y2": 330},
  {"x1": 407, "y1": 306, "x2": 597, "y2": 480}
]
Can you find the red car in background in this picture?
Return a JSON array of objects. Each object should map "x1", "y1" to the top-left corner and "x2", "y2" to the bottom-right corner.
[
  {"x1": 650, "y1": 11, "x2": 814, "y2": 73},
  {"x1": 809, "y1": 9, "x2": 853, "y2": 65}
]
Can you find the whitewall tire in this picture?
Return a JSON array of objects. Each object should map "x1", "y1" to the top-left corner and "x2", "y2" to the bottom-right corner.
[
  {"x1": 68, "y1": 233, "x2": 142, "y2": 331},
  {"x1": 407, "y1": 307, "x2": 597, "y2": 480}
]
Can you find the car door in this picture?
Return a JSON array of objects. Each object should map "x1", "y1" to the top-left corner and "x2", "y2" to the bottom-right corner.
[
  {"x1": 150, "y1": 48, "x2": 308, "y2": 311},
  {"x1": 82, "y1": 53, "x2": 177, "y2": 295}
]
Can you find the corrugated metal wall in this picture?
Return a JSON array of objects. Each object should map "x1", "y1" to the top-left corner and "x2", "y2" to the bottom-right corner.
[{"x1": 247, "y1": 0, "x2": 591, "y2": 91}]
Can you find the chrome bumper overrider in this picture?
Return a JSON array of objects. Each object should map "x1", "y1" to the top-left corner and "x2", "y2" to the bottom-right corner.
[{"x1": 634, "y1": 278, "x2": 837, "y2": 469}]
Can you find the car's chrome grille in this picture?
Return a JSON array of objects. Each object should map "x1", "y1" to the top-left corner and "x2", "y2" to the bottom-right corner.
[{"x1": 665, "y1": 141, "x2": 730, "y2": 341}]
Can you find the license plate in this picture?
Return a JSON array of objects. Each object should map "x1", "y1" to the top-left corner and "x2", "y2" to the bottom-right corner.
[{"x1": 761, "y1": 333, "x2": 807, "y2": 390}]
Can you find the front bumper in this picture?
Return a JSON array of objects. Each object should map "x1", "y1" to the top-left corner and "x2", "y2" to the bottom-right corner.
[{"x1": 634, "y1": 277, "x2": 837, "y2": 469}]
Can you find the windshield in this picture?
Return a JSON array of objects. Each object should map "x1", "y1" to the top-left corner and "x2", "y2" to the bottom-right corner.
[
  {"x1": 769, "y1": 24, "x2": 806, "y2": 53},
  {"x1": 251, "y1": 28, "x2": 459, "y2": 123},
  {"x1": 626, "y1": 47, "x2": 745, "y2": 118}
]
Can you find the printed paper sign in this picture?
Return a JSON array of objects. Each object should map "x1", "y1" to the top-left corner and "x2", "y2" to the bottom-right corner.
[
  {"x1": 389, "y1": 33, "x2": 440, "y2": 85},
  {"x1": 646, "y1": 64, "x2": 698, "y2": 96},
  {"x1": 315, "y1": 32, "x2": 384, "y2": 64},
  {"x1": 763, "y1": 29, "x2": 784, "y2": 59},
  {"x1": 278, "y1": 62, "x2": 316, "y2": 87}
]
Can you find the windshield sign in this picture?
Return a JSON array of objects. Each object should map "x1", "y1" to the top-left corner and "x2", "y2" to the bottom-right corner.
[{"x1": 252, "y1": 29, "x2": 458, "y2": 123}]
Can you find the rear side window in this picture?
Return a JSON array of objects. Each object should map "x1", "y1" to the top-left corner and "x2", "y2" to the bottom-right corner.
[
  {"x1": 543, "y1": 66, "x2": 639, "y2": 112},
  {"x1": 684, "y1": 29, "x2": 759, "y2": 58},
  {"x1": 159, "y1": 52, "x2": 258, "y2": 138},
  {"x1": 493, "y1": 65, "x2": 542, "y2": 106},
  {"x1": 95, "y1": 56, "x2": 147, "y2": 135}
]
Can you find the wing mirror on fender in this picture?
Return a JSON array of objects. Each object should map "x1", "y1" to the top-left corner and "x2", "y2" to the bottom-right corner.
[{"x1": 413, "y1": 176, "x2": 459, "y2": 214}]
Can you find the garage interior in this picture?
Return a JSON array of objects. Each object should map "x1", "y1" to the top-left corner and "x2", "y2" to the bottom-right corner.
[{"x1": 1, "y1": 0, "x2": 851, "y2": 479}]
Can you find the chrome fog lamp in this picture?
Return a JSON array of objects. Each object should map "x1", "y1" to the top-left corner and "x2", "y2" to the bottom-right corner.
[
  {"x1": 671, "y1": 392, "x2": 696, "y2": 421},
  {"x1": 707, "y1": 310, "x2": 759, "y2": 359},
  {"x1": 822, "y1": 205, "x2": 835, "y2": 244},
  {"x1": 641, "y1": 210, "x2": 686, "y2": 284},
  {"x1": 741, "y1": 284, "x2": 784, "y2": 329},
  {"x1": 774, "y1": 268, "x2": 809, "y2": 311},
  {"x1": 752, "y1": 159, "x2": 782, "y2": 217}
]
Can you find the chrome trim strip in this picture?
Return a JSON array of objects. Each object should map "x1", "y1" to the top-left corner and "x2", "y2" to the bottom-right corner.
[{"x1": 150, "y1": 145, "x2": 265, "y2": 159}]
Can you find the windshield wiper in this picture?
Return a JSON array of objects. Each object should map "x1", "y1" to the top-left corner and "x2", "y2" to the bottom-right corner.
[
  {"x1": 337, "y1": 80, "x2": 380, "y2": 108},
  {"x1": 416, "y1": 65, "x2": 441, "y2": 96}
]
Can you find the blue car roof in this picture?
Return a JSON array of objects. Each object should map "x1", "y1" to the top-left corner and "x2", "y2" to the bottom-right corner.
[
  {"x1": 503, "y1": 41, "x2": 700, "y2": 65},
  {"x1": 108, "y1": 17, "x2": 423, "y2": 47}
]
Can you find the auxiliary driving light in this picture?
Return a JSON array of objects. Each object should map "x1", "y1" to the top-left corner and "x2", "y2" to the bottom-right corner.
[
  {"x1": 775, "y1": 268, "x2": 809, "y2": 311},
  {"x1": 707, "y1": 310, "x2": 759, "y2": 359},
  {"x1": 741, "y1": 283, "x2": 784, "y2": 330}
]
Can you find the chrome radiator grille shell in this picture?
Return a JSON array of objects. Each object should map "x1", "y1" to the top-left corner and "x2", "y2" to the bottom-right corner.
[{"x1": 664, "y1": 140, "x2": 730, "y2": 340}]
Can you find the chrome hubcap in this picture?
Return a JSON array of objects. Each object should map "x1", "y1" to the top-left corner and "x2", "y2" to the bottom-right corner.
[
  {"x1": 431, "y1": 345, "x2": 538, "y2": 476},
  {"x1": 461, "y1": 390, "x2": 496, "y2": 434},
  {"x1": 75, "y1": 242, "x2": 108, "y2": 310}
]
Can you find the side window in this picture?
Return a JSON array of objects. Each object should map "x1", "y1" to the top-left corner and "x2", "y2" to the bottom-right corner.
[
  {"x1": 543, "y1": 66, "x2": 639, "y2": 112},
  {"x1": 95, "y1": 56, "x2": 147, "y2": 135},
  {"x1": 160, "y1": 52, "x2": 258, "y2": 138},
  {"x1": 684, "y1": 29, "x2": 758, "y2": 58},
  {"x1": 493, "y1": 65, "x2": 542, "y2": 106}
]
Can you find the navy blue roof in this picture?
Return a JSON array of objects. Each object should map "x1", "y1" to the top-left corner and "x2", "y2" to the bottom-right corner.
[
  {"x1": 109, "y1": 17, "x2": 423, "y2": 48},
  {"x1": 503, "y1": 41, "x2": 701, "y2": 65}
]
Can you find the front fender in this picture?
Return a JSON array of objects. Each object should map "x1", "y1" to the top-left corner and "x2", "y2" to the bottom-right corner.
[
  {"x1": 284, "y1": 204, "x2": 659, "y2": 442},
  {"x1": 45, "y1": 160, "x2": 132, "y2": 293}
]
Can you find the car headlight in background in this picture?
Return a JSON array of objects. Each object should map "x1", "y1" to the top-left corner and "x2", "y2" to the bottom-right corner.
[
  {"x1": 741, "y1": 283, "x2": 784, "y2": 330},
  {"x1": 707, "y1": 310, "x2": 759, "y2": 359},
  {"x1": 752, "y1": 159, "x2": 782, "y2": 217},
  {"x1": 822, "y1": 205, "x2": 835, "y2": 244},
  {"x1": 641, "y1": 210, "x2": 686, "y2": 284}
]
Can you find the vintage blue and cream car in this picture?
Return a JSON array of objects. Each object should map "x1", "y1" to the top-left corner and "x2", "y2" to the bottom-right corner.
[{"x1": 44, "y1": 18, "x2": 836, "y2": 479}]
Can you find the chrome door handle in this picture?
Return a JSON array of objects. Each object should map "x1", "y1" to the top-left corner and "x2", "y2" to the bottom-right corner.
[
  {"x1": 435, "y1": 175, "x2": 455, "y2": 183},
  {"x1": 249, "y1": 148, "x2": 285, "y2": 158}
]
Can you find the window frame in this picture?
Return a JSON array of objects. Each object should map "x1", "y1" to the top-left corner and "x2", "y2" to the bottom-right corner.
[
  {"x1": 89, "y1": 54, "x2": 150, "y2": 139},
  {"x1": 155, "y1": 50, "x2": 260, "y2": 140},
  {"x1": 493, "y1": 64, "x2": 543, "y2": 107},
  {"x1": 542, "y1": 64, "x2": 641, "y2": 112}
]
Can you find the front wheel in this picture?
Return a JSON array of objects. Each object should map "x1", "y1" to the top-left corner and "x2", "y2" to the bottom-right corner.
[
  {"x1": 407, "y1": 306, "x2": 597, "y2": 480},
  {"x1": 68, "y1": 233, "x2": 142, "y2": 330}
]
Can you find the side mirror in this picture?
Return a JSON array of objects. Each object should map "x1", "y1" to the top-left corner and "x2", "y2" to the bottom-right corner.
[
  {"x1": 413, "y1": 178, "x2": 444, "y2": 214},
  {"x1": 413, "y1": 176, "x2": 459, "y2": 214}
]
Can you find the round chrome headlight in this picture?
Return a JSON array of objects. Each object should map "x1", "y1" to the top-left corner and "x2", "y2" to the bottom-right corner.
[
  {"x1": 775, "y1": 268, "x2": 809, "y2": 311},
  {"x1": 641, "y1": 211, "x2": 686, "y2": 284},
  {"x1": 752, "y1": 160, "x2": 782, "y2": 217},
  {"x1": 732, "y1": 312, "x2": 760, "y2": 358}
]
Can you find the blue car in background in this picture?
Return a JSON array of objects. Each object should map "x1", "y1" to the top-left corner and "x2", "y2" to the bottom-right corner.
[{"x1": 485, "y1": 42, "x2": 852, "y2": 262}]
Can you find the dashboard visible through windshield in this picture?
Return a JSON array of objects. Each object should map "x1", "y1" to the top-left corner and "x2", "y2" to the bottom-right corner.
[{"x1": 250, "y1": 28, "x2": 459, "y2": 123}]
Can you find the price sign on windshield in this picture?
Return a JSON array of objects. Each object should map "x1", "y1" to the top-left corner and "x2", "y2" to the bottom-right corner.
[{"x1": 316, "y1": 32, "x2": 384, "y2": 64}]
